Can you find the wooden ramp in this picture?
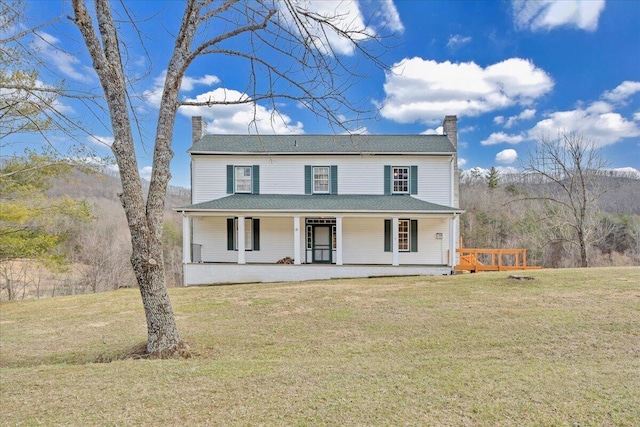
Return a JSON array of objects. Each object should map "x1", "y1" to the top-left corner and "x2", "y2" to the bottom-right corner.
[{"x1": 455, "y1": 248, "x2": 541, "y2": 273}]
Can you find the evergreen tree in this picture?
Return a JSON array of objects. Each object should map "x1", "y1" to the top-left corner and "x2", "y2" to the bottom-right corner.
[{"x1": 486, "y1": 166, "x2": 499, "y2": 189}]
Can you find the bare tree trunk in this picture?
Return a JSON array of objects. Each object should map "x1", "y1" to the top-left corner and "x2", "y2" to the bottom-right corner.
[{"x1": 72, "y1": 0, "x2": 182, "y2": 355}]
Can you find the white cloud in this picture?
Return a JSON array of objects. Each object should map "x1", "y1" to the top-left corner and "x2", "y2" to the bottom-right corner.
[
  {"x1": 602, "y1": 81, "x2": 640, "y2": 104},
  {"x1": 181, "y1": 74, "x2": 220, "y2": 91},
  {"x1": 278, "y1": 0, "x2": 375, "y2": 56},
  {"x1": 378, "y1": 0, "x2": 405, "y2": 33},
  {"x1": 179, "y1": 88, "x2": 304, "y2": 134},
  {"x1": 447, "y1": 34, "x2": 471, "y2": 49},
  {"x1": 512, "y1": 0, "x2": 606, "y2": 32},
  {"x1": 32, "y1": 32, "x2": 94, "y2": 82},
  {"x1": 380, "y1": 57, "x2": 553, "y2": 124},
  {"x1": 504, "y1": 108, "x2": 536, "y2": 128},
  {"x1": 139, "y1": 166, "x2": 153, "y2": 181},
  {"x1": 458, "y1": 157, "x2": 467, "y2": 168},
  {"x1": 422, "y1": 126, "x2": 443, "y2": 135},
  {"x1": 87, "y1": 135, "x2": 114, "y2": 147},
  {"x1": 528, "y1": 101, "x2": 640, "y2": 147},
  {"x1": 634, "y1": 112, "x2": 640, "y2": 121},
  {"x1": 481, "y1": 132, "x2": 524, "y2": 145},
  {"x1": 496, "y1": 148, "x2": 518, "y2": 164},
  {"x1": 494, "y1": 115, "x2": 505, "y2": 125},
  {"x1": 143, "y1": 71, "x2": 221, "y2": 108}
]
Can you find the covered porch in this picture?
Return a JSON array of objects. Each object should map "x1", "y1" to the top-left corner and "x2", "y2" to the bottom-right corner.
[{"x1": 177, "y1": 194, "x2": 462, "y2": 286}]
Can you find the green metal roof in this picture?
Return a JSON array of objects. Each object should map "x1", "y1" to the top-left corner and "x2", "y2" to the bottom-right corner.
[
  {"x1": 188, "y1": 134, "x2": 455, "y2": 155},
  {"x1": 177, "y1": 194, "x2": 462, "y2": 214}
]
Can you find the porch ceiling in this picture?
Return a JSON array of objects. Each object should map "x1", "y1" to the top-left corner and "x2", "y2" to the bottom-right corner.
[{"x1": 176, "y1": 194, "x2": 463, "y2": 215}]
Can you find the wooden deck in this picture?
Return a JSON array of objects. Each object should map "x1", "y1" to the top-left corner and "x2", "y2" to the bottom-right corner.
[{"x1": 455, "y1": 248, "x2": 541, "y2": 273}]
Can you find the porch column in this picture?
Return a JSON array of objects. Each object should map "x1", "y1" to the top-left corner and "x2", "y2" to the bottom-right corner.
[
  {"x1": 336, "y1": 216, "x2": 343, "y2": 265},
  {"x1": 237, "y1": 216, "x2": 246, "y2": 264},
  {"x1": 392, "y1": 217, "x2": 399, "y2": 266},
  {"x1": 182, "y1": 215, "x2": 191, "y2": 264},
  {"x1": 450, "y1": 215, "x2": 457, "y2": 268},
  {"x1": 293, "y1": 216, "x2": 301, "y2": 264}
]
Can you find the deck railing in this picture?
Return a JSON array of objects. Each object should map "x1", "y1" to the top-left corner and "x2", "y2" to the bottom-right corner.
[{"x1": 455, "y1": 248, "x2": 541, "y2": 273}]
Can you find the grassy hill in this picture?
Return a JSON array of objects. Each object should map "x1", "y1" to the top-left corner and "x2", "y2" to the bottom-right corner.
[{"x1": 1, "y1": 267, "x2": 638, "y2": 425}]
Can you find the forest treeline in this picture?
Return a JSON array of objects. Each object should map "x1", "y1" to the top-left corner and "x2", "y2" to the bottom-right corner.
[
  {"x1": 460, "y1": 169, "x2": 640, "y2": 268},
  {"x1": 1, "y1": 165, "x2": 189, "y2": 300},
  {"x1": 1, "y1": 164, "x2": 638, "y2": 301}
]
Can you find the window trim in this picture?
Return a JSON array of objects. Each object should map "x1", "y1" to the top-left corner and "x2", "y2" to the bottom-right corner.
[
  {"x1": 398, "y1": 219, "x2": 410, "y2": 252},
  {"x1": 312, "y1": 166, "x2": 330, "y2": 194},
  {"x1": 234, "y1": 166, "x2": 252, "y2": 194},
  {"x1": 392, "y1": 166, "x2": 410, "y2": 194}
]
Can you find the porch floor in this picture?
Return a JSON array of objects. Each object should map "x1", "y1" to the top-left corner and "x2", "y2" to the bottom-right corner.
[{"x1": 184, "y1": 263, "x2": 453, "y2": 286}]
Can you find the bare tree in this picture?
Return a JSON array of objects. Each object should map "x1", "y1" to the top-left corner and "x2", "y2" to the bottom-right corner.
[
  {"x1": 70, "y1": 0, "x2": 387, "y2": 355},
  {"x1": 523, "y1": 132, "x2": 610, "y2": 267}
]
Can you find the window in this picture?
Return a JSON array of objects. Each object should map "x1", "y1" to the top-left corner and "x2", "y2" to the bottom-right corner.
[
  {"x1": 393, "y1": 167, "x2": 409, "y2": 193},
  {"x1": 384, "y1": 165, "x2": 417, "y2": 195},
  {"x1": 305, "y1": 165, "x2": 337, "y2": 194},
  {"x1": 384, "y1": 219, "x2": 418, "y2": 252},
  {"x1": 227, "y1": 218, "x2": 260, "y2": 251},
  {"x1": 235, "y1": 218, "x2": 252, "y2": 250},
  {"x1": 398, "y1": 219, "x2": 409, "y2": 251},
  {"x1": 313, "y1": 166, "x2": 330, "y2": 193},
  {"x1": 235, "y1": 166, "x2": 252, "y2": 193}
]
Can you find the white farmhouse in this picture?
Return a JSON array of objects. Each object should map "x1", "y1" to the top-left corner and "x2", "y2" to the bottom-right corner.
[{"x1": 177, "y1": 116, "x2": 463, "y2": 285}]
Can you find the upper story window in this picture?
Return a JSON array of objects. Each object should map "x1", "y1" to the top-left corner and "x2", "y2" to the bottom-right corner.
[
  {"x1": 385, "y1": 165, "x2": 417, "y2": 195},
  {"x1": 313, "y1": 166, "x2": 330, "y2": 193},
  {"x1": 305, "y1": 165, "x2": 337, "y2": 195},
  {"x1": 235, "y1": 166, "x2": 252, "y2": 193},
  {"x1": 393, "y1": 167, "x2": 409, "y2": 193}
]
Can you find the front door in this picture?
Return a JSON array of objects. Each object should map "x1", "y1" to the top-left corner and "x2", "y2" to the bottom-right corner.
[{"x1": 312, "y1": 225, "x2": 332, "y2": 263}]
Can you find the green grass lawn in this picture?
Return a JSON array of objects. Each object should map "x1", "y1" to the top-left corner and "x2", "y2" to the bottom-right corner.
[{"x1": 1, "y1": 267, "x2": 639, "y2": 426}]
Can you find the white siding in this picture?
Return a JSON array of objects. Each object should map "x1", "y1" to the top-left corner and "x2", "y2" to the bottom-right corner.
[
  {"x1": 192, "y1": 217, "x2": 293, "y2": 263},
  {"x1": 191, "y1": 215, "x2": 451, "y2": 266},
  {"x1": 341, "y1": 217, "x2": 449, "y2": 265},
  {"x1": 191, "y1": 154, "x2": 453, "y2": 206}
]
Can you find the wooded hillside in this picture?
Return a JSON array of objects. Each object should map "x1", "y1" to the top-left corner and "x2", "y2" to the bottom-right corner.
[
  {"x1": 1, "y1": 170, "x2": 189, "y2": 300},
  {"x1": 460, "y1": 170, "x2": 640, "y2": 267}
]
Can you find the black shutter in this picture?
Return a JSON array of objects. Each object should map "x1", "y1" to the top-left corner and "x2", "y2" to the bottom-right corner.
[
  {"x1": 384, "y1": 165, "x2": 391, "y2": 195},
  {"x1": 253, "y1": 218, "x2": 260, "y2": 251},
  {"x1": 252, "y1": 165, "x2": 260, "y2": 194},
  {"x1": 410, "y1": 219, "x2": 418, "y2": 252},
  {"x1": 305, "y1": 165, "x2": 312, "y2": 194},
  {"x1": 410, "y1": 165, "x2": 418, "y2": 195},
  {"x1": 330, "y1": 165, "x2": 338, "y2": 195},
  {"x1": 226, "y1": 165, "x2": 234, "y2": 194},
  {"x1": 227, "y1": 218, "x2": 235, "y2": 250},
  {"x1": 384, "y1": 219, "x2": 391, "y2": 252}
]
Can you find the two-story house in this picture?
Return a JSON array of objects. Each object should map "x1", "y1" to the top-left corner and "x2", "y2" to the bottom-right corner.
[{"x1": 177, "y1": 115, "x2": 463, "y2": 285}]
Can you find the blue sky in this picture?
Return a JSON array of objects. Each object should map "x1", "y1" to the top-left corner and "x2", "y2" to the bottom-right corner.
[{"x1": 8, "y1": 0, "x2": 640, "y2": 188}]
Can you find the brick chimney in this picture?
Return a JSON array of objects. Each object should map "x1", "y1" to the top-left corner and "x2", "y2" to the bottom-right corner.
[
  {"x1": 443, "y1": 115, "x2": 457, "y2": 149},
  {"x1": 442, "y1": 115, "x2": 459, "y2": 208},
  {"x1": 192, "y1": 116, "x2": 206, "y2": 143}
]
